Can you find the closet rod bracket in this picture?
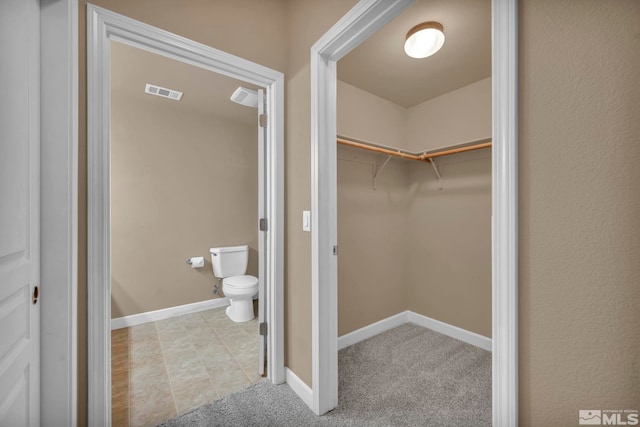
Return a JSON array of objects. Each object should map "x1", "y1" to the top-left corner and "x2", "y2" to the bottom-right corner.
[
  {"x1": 372, "y1": 155, "x2": 393, "y2": 190},
  {"x1": 428, "y1": 158, "x2": 443, "y2": 190}
]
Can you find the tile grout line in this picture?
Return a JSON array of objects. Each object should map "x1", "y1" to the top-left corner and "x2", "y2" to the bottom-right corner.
[
  {"x1": 125, "y1": 307, "x2": 257, "y2": 422},
  {"x1": 186, "y1": 312, "x2": 221, "y2": 403},
  {"x1": 210, "y1": 315, "x2": 257, "y2": 384},
  {"x1": 163, "y1": 312, "x2": 221, "y2": 416},
  {"x1": 203, "y1": 312, "x2": 255, "y2": 387},
  {"x1": 155, "y1": 320, "x2": 180, "y2": 422},
  {"x1": 232, "y1": 322, "x2": 260, "y2": 383}
]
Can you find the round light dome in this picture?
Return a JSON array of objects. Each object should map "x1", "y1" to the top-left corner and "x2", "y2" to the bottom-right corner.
[{"x1": 404, "y1": 21, "x2": 445, "y2": 59}]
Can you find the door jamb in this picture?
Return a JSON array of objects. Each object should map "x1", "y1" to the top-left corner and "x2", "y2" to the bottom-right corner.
[
  {"x1": 310, "y1": 0, "x2": 519, "y2": 424},
  {"x1": 87, "y1": 5, "x2": 285, "y2": 425},
  {"x1": 40, "y1": 0, "x2": 78, "y2": 424}
]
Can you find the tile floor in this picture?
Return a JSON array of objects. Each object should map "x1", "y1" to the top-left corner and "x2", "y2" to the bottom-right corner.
[{"x1": 111, "y1": 306, "x2": 262, "y2": 427}]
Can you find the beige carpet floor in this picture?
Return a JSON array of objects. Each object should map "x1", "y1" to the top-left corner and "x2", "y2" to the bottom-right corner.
[{"x1": 158, "y1": 323, "x2": 491, "y2": 426}]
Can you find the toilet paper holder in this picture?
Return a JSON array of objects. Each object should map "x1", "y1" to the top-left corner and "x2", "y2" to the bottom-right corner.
[{"x1": 186, "y1": 257, "x2": 205, "y2": 267}]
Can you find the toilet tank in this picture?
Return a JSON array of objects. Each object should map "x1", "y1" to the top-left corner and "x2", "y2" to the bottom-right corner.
[{"x1": 209, "y1": 245, "x2": 248, "y2": 278}]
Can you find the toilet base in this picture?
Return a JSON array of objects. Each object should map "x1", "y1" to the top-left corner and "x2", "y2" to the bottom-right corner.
[{"x1": 225, "y1": 298, "x2": 255, "y2": 322}]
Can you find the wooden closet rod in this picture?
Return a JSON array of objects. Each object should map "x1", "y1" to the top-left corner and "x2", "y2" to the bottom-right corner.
[
  {"x1": 336, "y1": 138, "x2": 422, "y2": 160},
  {"x1": 337, "y1": 137, "x2": 491, "y2": 162},
  {"x1": 419, "y1": 141, "x2": 492, "y2": 160}
]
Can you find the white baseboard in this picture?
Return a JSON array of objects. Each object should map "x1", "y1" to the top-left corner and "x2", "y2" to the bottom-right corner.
[
  {"x1": 110, "y1": 297, "x2": 230, "y2": 330},
  {"x1": 337, "y1": 311, "x2": 409, "y2": 350},
  {"x1": 285, "y1": 367, "x2": 313, "y2": 410},
  {"x1": 337, "y1": 310, "x2": 492, "y2": 352},
  {"x1": 406, "y1": 311, "x2": 492, "y2": 352}
]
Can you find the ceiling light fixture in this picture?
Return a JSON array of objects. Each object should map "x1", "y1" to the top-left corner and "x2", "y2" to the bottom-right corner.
[{"x1": 404, "y1": 21, "x2": 445, "y2": 59}]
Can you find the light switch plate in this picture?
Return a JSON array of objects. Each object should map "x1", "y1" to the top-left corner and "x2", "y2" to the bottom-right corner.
[{"x1": 303, "y1": 210, "x2": 311, "y2": 232}]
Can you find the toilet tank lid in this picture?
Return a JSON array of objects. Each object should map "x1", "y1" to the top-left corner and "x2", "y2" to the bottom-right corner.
[{"x1": 210, "y1": 245, "x2": 248, "y2": 254}]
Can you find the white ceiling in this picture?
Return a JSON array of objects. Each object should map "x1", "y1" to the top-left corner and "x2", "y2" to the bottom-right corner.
[
  {"x1": 338, "y1": 0, "x2": 491, "y2": 108},
  {"x1": 110, "y1": 41, "x2": 260, "y2": 127},
  {"x1": 110, "y1": 0, "x2": 491, "y2": 119}
]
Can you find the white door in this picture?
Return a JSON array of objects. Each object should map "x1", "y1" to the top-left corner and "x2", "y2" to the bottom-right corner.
[
  {"x1": 0, "y1": 0, "x2": 41, "y2": 426},
  {"x1": 257, "y1": 89, "x2": 267, "y2": 376}
]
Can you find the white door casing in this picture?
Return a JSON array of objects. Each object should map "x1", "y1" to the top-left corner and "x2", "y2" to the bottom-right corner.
[
  {"x1": 310, "y1": 0, "x2": 416, "y2": 415},
  {"x1": 0, "y1": 0, "x2": 40, "y2": 425},
  {"x1": 310, "y1": 0, "x2": 519, "y2": 424},
  {"x1": 40, "y1": 0, "x2": 78, "y2": 424},
  {"x1": 87, "y1": 5, "x2": 285, "y2": 425}
]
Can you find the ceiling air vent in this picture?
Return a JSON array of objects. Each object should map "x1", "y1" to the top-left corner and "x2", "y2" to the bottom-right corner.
[
  {"x1": 145, "y1": 83, "x2": 183, "y2": 101},
  {"x1": 230, "y1": 86, "x2": 258, "y2": 108}
]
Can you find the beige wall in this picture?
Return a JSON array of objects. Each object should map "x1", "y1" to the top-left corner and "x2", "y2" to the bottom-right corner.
[
  {"x1": 337, "y1": 146, "x2": 410, "y2": 335},
  {"x1": 336, "y1": 81, "x2": 410, "y2": 336},
  {"x1": 337, "y1": 80, "x2": 407, "y2": 147},
  {"x1": 338, "y1": 77, "x2": 492, "y2": 153},
  {"x1": 283, "y1": 0, "x2": 360, "y2": 388},
  {"x1": 110, "y1": 93, "x2": 258, "y2": 318},
  {"x1": 405, "y1": 151, "x2": 492, "y2": 337},
  {"x1": 405, "y1": 77, "x2": 492, "y2": 151},
  {"x1": 519, "y1": 1, "x2": 640, "y2": 425}
]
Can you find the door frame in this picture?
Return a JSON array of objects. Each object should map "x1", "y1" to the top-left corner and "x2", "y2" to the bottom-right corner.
[
  {"x1": 310, "y1": 0, "x2": 518, "y2": 424},
  {"x1": 86, "y1": 5, "x2": 285, "y2": 425},
  {"x1": 40, "y1": 0, "x2": 78, "y2": 425}
]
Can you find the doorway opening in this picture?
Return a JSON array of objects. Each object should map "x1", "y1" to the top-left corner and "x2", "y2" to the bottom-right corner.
[
  {"x1": 310, "y1": 0, "x2": 518, "y2": 424},
  {"x1": 87, "y1": 5, "x2": 284, "y2": 425},
  {"x1": 108, "y1": 40, "x2": 266, "y2": 425}
]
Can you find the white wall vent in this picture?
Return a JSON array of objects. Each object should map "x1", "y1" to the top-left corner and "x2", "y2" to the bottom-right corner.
[
  {"x1": 230, "y1": 86, "x2": 258, "y2": 108},
  {"x1": 145, "y1": 83, "x2": 183, "y2": 101}
]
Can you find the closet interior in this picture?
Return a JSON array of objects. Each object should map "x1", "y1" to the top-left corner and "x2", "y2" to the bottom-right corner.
[
  {"x1": 336, "y1": 0, "x2": 492, "y2": 344},
  {"x1": 336, "y1": 80, "x2": 493, "y2": 340}
]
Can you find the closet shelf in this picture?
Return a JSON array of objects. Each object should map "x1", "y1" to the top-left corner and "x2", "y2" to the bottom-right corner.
[
  {"x1": 336, "y1": 137, "x2": 492, "y2": 162},
  {"x1": 337, "y1": 136, "x2": 491, "y2": 190}
]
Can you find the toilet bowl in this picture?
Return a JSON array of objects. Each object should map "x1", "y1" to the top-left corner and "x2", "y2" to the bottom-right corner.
[
  {"x1": 222, "y1": 275, "x2": 258, "y2": 322},
  {"x1": 210, "y1": 245, "x2": 259, "y2": 323}
]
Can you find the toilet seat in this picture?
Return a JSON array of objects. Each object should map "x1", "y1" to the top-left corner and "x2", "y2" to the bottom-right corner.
[{"x1": 223, "y1": 275, "x2": 258, "y2": 289}]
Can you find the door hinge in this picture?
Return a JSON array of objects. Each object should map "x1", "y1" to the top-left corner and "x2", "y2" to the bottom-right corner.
[
  {"x1": 333, "y1": 245, "x2": 338, "y2": 255},
  {"x1": 259, "y1": 114, "x2": 267, "y2": 128},
  {"x1": 259, "y1": 218, "x2": 268, "y2": 231},
  {"x1": 259, "y1": 322, "x2": 268, "y2": 336}
]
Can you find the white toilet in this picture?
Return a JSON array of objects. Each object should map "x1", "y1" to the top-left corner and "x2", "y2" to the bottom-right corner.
[{"x1": 209, "y1": 245, "x2": 258, "y2": 322}]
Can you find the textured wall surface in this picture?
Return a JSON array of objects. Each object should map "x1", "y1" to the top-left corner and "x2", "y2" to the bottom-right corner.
[{"x1": 519, "y1": 1, "x2": 640, "y2": 425}]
